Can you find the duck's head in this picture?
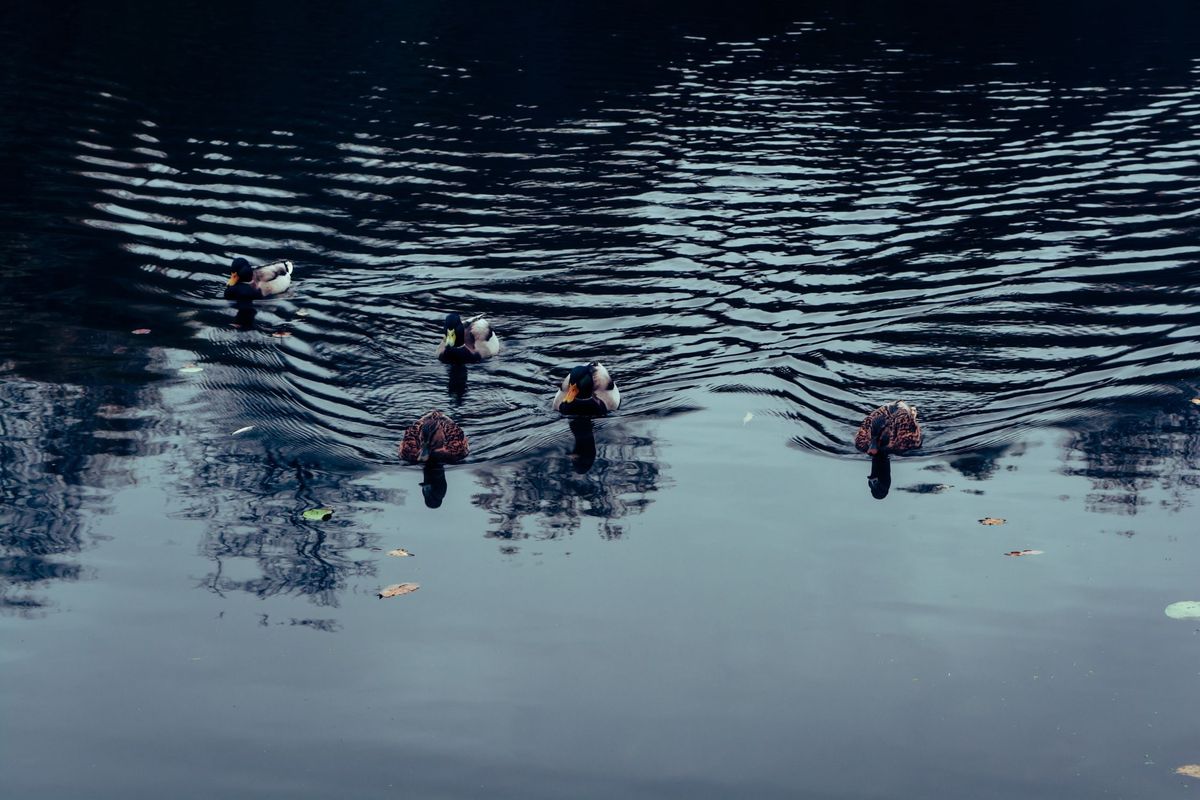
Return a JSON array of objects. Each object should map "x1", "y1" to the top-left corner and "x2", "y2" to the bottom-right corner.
[
  {"x1": 228, "y1": 257, "x2": 253, "y2": 286},
  {"x1": 442, "y1": 313, "x2": 465, "y2": 348},
  {"x1": 562, "y1": 364, "x2": 595, "y2": 404},
  {"x1": 866, "y1": 414, "x2": 891, "y2": 456}
]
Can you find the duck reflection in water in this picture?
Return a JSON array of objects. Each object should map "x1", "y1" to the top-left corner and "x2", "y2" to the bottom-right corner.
[
  {"x1": 420, "y1": 462, "x2": 448, "y2": 509},
  {"x1": 446, "y1": 363, "x2": 468, "y2": 403},
  {"x1": 569, "y1": 417, "x2": 597, "y2": 474},
  {"x1": 868, "y1": 453, "x2": 892, "y2": 499},
  {"x1": 855, "y1": 401, "x2": 922, "y2": 500}
]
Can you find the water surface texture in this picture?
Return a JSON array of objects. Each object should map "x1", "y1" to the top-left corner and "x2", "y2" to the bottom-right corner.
[{"x1": 3, "y1": 4, "x2": 1200, "y2": 798}]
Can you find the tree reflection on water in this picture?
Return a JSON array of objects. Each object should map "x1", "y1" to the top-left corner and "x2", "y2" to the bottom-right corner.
[
  {"x1": 171, "y1": 451, "x2": 400, "y2": 608},
  {"x1": 0, "y1": 365, "x2": 145, "y2": 614},
  {"x1": 471, "y1": 420, "x2": 665, "y2": 545},
  {"x1": 1063, "y1": 405, "x2": 1200, "y2": 518}
]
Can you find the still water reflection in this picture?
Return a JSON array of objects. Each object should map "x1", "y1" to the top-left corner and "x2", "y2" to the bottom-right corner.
[{"x1": 2, "y1": 3, "x2": 1200, "y2": 798}]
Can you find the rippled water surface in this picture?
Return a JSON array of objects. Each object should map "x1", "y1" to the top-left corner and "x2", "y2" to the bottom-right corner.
[{"x1": 3, "y1": 3, "x2": 1200, "y2": 798}]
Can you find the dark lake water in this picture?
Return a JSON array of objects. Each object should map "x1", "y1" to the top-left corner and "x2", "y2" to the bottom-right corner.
[{"x1": 4, "y1": 3, "x2": 1200, "y2": 797}]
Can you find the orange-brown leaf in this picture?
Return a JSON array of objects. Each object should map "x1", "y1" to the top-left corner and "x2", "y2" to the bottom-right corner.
[{"x1": 378, "y1": 582, "x2": 420, "y2": 599}]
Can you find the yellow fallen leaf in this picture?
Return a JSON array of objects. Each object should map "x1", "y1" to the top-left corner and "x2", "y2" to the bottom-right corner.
[
  {"x1": 387, "y1": 548, "x2": 414, "y2": 558},
  {"x1": 980, "y1": 517, "x2": 1006, "y2": 526},
  {"x1": 1177, "y1": 765, "x2": 1200, "y2": 778},
  {"x1": 1191, "y1": 398, "x2": 1200, "y2": 406},
  {"x1": 378, "y1": 582, "x2": 420, "y2": 598}
]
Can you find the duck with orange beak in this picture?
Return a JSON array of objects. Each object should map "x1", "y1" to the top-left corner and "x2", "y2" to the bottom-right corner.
[
  {"x1": 223, "y1": 256, "x2": 294, "y2": 300},
  {"x1": 552, "y1": 362, "x2": 621, "y2": 416}
]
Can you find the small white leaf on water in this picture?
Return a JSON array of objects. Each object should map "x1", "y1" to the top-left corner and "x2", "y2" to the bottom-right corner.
[
  {"x1": 388, "y1": 548, "x2": 414, "y2": 558},
  {"x1": 231, "y1": 426, "x2": 254, "y2": 436},
  {"x1": 742, "y1": 412, "x2": 754, "y2": 425}
]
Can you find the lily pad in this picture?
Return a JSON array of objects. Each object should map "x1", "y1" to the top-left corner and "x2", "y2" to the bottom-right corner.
[
  {"x1": 1164, "y1": 601, "x2": 1200, "y2": 620},
  {"x1": 302, "y1": 508, "x2": 334, "y2": 522},
  {"x1": 1178, "y1": 765, "x2": 1200, "y2": 778},
  {"x1": 979, "y1": 517, "x2": 1006, "y2": 526},
  {"x1": 378, "y1": 582, "x2": 420, "y2": 599},
  {"x1": 387, "y1": 548, "x2": 414, "y2": 558}
]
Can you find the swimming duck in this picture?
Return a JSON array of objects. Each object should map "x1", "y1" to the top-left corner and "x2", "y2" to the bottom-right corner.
[
  {"x1": 553, "y1": 362, "x2": 621, "y2": 416},
  {"x1": 398, "y1": 410, "x2": 470, "y2": 463},
  {"x1": 436, "y1": 313, "x2": 500, "y2": 364},
  {"x1": 855, "y1": 401, "x2": 922, "y2": 456},
  {"x1": 224, "y1": 256, "x2": 293, "y2": 300}
]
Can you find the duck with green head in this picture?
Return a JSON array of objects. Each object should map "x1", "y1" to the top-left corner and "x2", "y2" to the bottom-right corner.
[
  {"x1": 436, "y1": 313, "x2": 499, "y2": 364},
  {"x1": 552, "y1": 362, "x2": 621, "y2": 416}
]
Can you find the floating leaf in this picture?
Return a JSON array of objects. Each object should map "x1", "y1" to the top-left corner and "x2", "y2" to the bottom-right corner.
[
  {"x1": 272, "y1": 331, "x2": 292, "y2": 338},
  {"x1": 1191, "y1": 398, "x2": 1200, "y2": 406},
  {"x1": 1178, "y1": 765, "x2": 1200, "y2": 778},
  {"x1": 1164, "y1": 601, "x2": 1200, "y2": 620},
  {"x1": 979, "y1": 517, "x2": 1006, "y2": 526},
  {"x1": 179, "y1": 364, "x2": 203, "y2": 374},
  {"x1": 231, "y1": 426, "x2": 254, "y2": 436},
  {"x1": 296, "y1": 309, "x2": 309, "y2": 317},
  {"x1": 387, "y1": 548, "x2": 414, "y2": 558},
  {"x1": 302, "y1": 508, "x2": 334, "y2": 521},
  {"x1": 1004, "y1": 549, "x2": 1044, "y2": 557},
  {"x1": 378, "y1": 582, "x2": 420, "y2": 599},
  {"x1": 742, "y1": 412, "x2": 754, "y2": 425},
  {"x1": 131, "y1": 328, "x2": 151, "y2": 335}
]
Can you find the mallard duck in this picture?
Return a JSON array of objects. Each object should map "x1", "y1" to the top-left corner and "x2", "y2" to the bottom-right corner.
[
  {"x1": 436, "y1": 313, "x2": 499, "y2": 364},
  {"x1": 855, "y1": 401, "x2": 922, "y2": 456},
  {"x1": 224, "y1": 256, "x2": 293, "y2": 300},
  {"x1": 553, "y1": 362, "x2": 621, "y2": 416},
  {"x1": 398, "y1": 410, "x2": 469, "y2": 463}
]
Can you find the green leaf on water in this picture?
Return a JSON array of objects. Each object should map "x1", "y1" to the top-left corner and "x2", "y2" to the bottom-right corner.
[
  {"x1": 302, "y1": 508, "x2": 334, "y2": 522},
  {"x1": 1164, "y1": 601, "x2": 1200, "y2": 620}
]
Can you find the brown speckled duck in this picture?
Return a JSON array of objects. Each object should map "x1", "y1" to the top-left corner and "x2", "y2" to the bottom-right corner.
[
  {"x1": 855, "y1": 401, "x2": 922, "y2": 456},
  {"x1": 399, "y1": 410, "x2": 469, "y2": 463}
]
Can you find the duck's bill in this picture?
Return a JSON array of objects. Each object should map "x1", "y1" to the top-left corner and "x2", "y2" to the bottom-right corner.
[
  {"x1": 563, "y1": 385, "x2": 579, "y2": 404},
  {"x1": 444, "y1": 330, "x2": 455, "y2": 346},
  {"x1": 227, "y1": 272, "x2": 239, "y2": 286}
]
